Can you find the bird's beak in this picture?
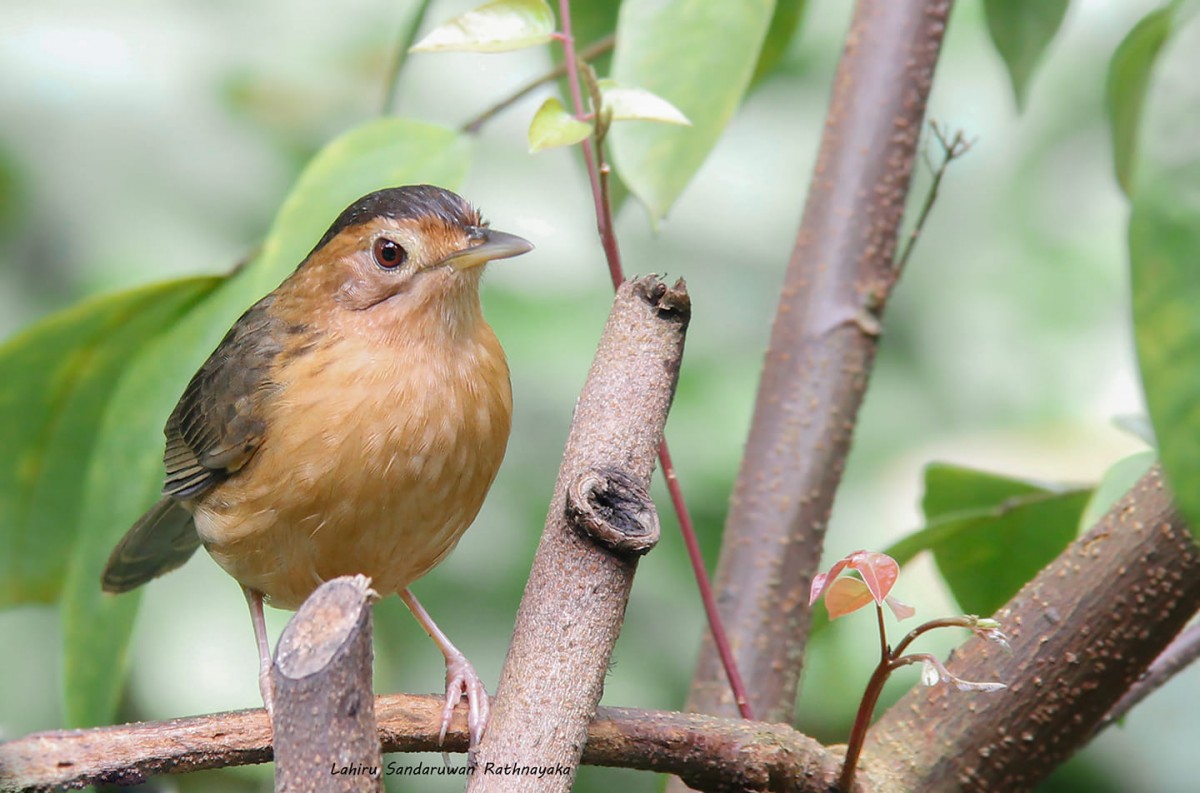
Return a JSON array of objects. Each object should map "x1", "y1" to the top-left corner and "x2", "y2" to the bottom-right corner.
[{"x1": 442, "y1": 229, "x2": 534, "y2": 271}]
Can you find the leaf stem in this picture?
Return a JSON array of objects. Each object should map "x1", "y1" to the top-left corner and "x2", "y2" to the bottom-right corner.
[
  {"x1": 891, "y1": 616, "x2": 977, "y2": 659},
  {"x1": 554, "y1": 0, "x2": 753, "y2": 720}
]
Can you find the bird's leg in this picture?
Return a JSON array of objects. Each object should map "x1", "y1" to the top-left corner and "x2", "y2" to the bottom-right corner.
[
  {"x1": 243, "y1": 586, "x2": 274, "y2": 715},
  {"x1": 400, "y1": 588, "x2": 490, "y2": 749}
]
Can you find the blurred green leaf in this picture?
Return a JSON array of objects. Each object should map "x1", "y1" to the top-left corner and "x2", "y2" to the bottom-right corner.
[
  {"x1": 1107, "y1": 3, "x2": 1177, "y2": 196},
  {"x1": 1077, "y1": 450, "x2": 1156, "y2": 533},
  {"x1": 751, "y1": 0, "x2": 805, "y2": 86},
  {"x1": 1130, "y1": 5, "x2": 1200, "y2": 545},
  {"x1": 0, "y1": 278, "x2": 220, "y2": 608},
  {"x1": 411, "y1": 0, "x2": 555, "y2": 53},
  {"x1": 528, "y1": 97, "x2": 593, "y2": 152},
  {"x1": 609, "y1": 0, "x2": 774, "y2": 223},
  {"x1": 59, "y1": 117, "x2": 471, "y2": 727},
  {"x1": 885, "y1": 464, "x2": 1091, "y2": 616},
  {"x1": 983, "y1": 0, "x2": 1069, "y2": 110}
]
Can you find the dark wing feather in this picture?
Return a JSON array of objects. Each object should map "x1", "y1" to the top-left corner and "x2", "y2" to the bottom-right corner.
[
  {"x1": 100, "y1": 295, "x2": 286, "y2": 592},
  {"x1": 162, "y1": 295, "x2": 284, "y2": 499}
]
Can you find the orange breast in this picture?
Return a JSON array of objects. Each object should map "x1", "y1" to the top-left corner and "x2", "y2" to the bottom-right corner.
[{"x1": 193, "y1": 320, "x2": 512, "y2": 610}]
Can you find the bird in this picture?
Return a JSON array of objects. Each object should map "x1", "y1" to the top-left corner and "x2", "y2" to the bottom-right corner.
[{"x1": 100, "y1": 184, "x2": 531, "y2": 747}]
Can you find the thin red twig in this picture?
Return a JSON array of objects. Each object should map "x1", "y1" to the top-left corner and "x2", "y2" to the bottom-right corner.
[{"x1": 555, "y1": 0, "x2": 753, "y2": 720}]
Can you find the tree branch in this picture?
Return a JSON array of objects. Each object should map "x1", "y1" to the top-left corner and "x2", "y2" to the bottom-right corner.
[
  {"x1": 467, "y1": 276, "x2": 689, "y2": 792},
  {"x1": 683, "y1": 0, "x2": 955, "y2": 726},
  {"x1": 861, "y1": 467, "x2": 1200, "y2": 791},
  {"x1": 0, "y1": 699, "x2": 843, "y2": 792},
  {"x1": 1092, "y1": 621, "x2": 1200, "y2": 737}
]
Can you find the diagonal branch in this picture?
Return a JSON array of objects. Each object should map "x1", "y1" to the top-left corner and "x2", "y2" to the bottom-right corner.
[
  {"x1": 683, "y1": 0, "x2": 956, "y2": 727},
  {"x1": 467, "y1": 276, "x2": 690, "y2": 792},
  {"x1": 862, "y1": 467, "x2": 1200, "y2": 791}
]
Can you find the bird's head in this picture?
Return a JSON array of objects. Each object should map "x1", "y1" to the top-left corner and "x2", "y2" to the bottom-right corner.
[{"x1": 290, "y1": 185, "x2": 532, "y2": 326}]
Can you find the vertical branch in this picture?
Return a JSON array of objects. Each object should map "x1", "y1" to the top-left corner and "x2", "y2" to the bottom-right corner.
[{"x1": 682, "y1": 0, "x2": 955, "y2": 725}]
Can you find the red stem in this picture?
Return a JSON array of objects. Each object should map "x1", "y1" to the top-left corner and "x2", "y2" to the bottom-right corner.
[{"x1": 555, "y1": 0, "x2": 752, "y2": 720}]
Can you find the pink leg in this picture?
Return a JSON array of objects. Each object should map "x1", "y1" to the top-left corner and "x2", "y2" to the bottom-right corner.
[
  {"x1": 400, "y1": 588, "x2": 489, "y2": 748},
  {"x1": 243, "y1": 586, "x2": 274, "y2": 714}
]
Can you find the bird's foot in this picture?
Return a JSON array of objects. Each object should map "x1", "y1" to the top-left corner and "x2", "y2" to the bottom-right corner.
[{"x1": 440, "y1": 652, "x2": 490, "y2": 750}]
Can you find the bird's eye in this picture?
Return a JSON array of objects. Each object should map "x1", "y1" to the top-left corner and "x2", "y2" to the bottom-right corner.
[{"x1": 373, "y1": 238, "x2": 407, "y2": 269}]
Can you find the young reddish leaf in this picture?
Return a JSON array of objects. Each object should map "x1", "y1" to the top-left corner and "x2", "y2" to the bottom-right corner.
[
  {"x1": 824, "y1": 576, "x2": 876, "y2": 620},
  {"x1": 810, "y1": 556, "x2": 852, "y2": 605},
  {"x1": 885, "y1": 596, "x2": 916, "y2": 621},
  {"x1": 846, "y1": 551, "x2": 899, "y2": 605},
  {"x1": 410, "y1": 0, "x2": 555, "y2": 53},
  {"x1": 528, "y1": 98, "x2": 593, "y2": 153}
]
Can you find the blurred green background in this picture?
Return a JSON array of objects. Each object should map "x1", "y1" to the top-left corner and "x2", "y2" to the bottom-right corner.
[{"x1": 1, "y1": 1, "x2": 1194, "y2": 791}]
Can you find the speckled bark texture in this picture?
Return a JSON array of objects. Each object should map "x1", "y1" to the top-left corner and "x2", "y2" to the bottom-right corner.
[
  {"x1": 466, "y1": 276, "x2": 688, "y2": 793},
  {"x1": 684, "y1": 0, "x2": 955, "y2": 729},
  {"x1": 860, "y1": 467, "x2": 1200, "y2": 792},
  {"x1": 272, "y1": 575, "x2": 382, "y2": 793}
]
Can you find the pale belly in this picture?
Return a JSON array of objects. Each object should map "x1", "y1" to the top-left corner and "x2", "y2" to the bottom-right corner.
[{"x1": 193, "y1": 333, "x2": 512, "y2": 610}]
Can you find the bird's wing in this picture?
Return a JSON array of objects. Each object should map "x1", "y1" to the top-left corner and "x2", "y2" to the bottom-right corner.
[{"x1": 162, "y1": 295, "x2": 284, "y2": 499}]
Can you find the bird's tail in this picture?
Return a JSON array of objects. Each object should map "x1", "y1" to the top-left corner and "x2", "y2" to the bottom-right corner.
[{"x1": 101, "y1": 496, "x2": 202, "y2": 593}]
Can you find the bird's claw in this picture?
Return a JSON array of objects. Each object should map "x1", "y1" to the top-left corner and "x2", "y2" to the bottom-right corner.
[{"x1": 439, "y1": 654, "x2": 490, "y2": 750}]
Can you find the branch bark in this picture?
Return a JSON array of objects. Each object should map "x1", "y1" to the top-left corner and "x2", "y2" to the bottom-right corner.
[
  {"x1": 683, "y1": 0, "x2": 955, "y2": 727},
  {"x1": 0, "y1": 699, "x2": 842, "y2": 792},
  {"x1": 271, "y1": 575, "x2": 381, "y2": 792},
  {"x1": 467, "y1": 275, "x2": 687, "y2": 792},
  {"x1": 861, "y1": 467, "x2": 1200, "y2": 792}
]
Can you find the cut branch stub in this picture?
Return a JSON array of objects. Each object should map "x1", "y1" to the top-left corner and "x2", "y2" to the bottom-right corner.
[
  {"x1": 566, "y1": 468, "x2": 660, "y2": 556},
  {"x1": 272, "y1": 574, "x2": 382, "y2": 793}
]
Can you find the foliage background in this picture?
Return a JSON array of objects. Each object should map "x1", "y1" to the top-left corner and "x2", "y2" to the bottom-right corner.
[{"x1": 0, "y1": 0, "x2": 1195, "y2": 791}]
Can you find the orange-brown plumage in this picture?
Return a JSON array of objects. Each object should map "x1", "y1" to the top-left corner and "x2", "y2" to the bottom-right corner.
[{"x1": 101, "y1": 185, "x2": 531, "y2": 745}]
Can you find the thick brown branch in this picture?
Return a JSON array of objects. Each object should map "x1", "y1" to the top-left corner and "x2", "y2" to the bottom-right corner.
[
  {"x1": 0, "y1": 698, "x2": 842, "y2": 793},
  {"x1": 468, "y1": 276, "x2": 688, "y2": 792},
  {"x1": 861, "y1": 467, "x2": 1200, "y2": 791},
  {"x1": 684, "y1": 0, "x2": 955, "y2": 726}
]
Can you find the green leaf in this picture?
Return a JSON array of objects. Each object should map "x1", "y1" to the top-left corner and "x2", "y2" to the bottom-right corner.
[
  {"x1": 59, "y1": 117, "x2": 471, "y2": 727},
  {"x1": 609, "y1": 0, "x2": 774, "y2": 223},
  {"x1": 751, "y1": 0, "x2": 806, "y2": 87},
  {"x1": 600, "y1": 83, "x2": 691, "y2": 126},
  {"x1": 886, "y1": 464, "x2": 1091, "y2": 616},
  {"x1": 0, "y1": 278, "x2": 220, "y2": 608},
  {"x1": 983, "y1": 0, "x2": 1070, "y2": 110},
  {"x1": 1077, "y1": 451, "x2": 1157, "y2": 533},
  {"x1": 410, "y1": 0, "x2": 555, "y2": 53},
  {"x1": 528, "y1": 97, "x2": 593, "y2": 152},
  {"x1": 1130, "y1": 6, "x2": 1200, "y2": 544},
  {"x1": 1107, "y1": 3, "x2": 1177, "y2": 196}
]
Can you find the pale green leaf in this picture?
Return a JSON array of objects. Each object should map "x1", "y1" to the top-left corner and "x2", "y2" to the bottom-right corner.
[
  {"x1": 60, "y1": 117, "x2": 471, "y2": 727},
  {"x1": 528, "y1": 97, "x2": 593, "y2": 153},
  {"x1": 609, "y1": 0, "x2": 774, "y2": 223},
  {"x1": 411, "y1": 0, "x2": 555, "y2": 53},
  {"x1": 601, "y1": 84, "x2": 691, "y2": 126}
]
